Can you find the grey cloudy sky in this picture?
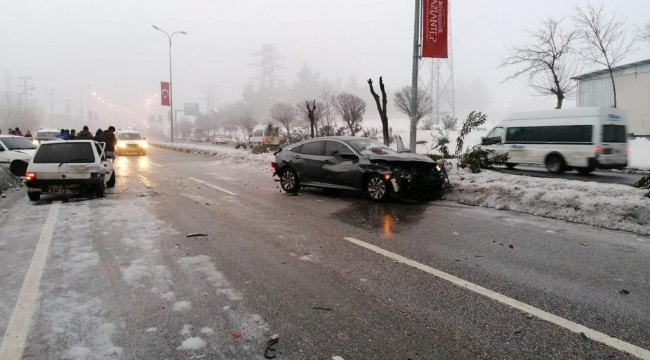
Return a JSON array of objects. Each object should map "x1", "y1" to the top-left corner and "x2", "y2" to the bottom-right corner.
[{"x1": 1, "y1": 0, "x2": 649, "y2": 123}]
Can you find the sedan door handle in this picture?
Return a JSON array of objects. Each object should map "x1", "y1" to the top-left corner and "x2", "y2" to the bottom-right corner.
[
  {"x1": 323, "y1": 159, "x2": 331, "y2": 163},
  {"x1": 294, "y1": 156, "x2": 302, "y2": 159}
]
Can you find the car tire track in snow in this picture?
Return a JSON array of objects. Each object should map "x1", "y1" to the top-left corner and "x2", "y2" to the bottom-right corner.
[
  {"x1": 0, "y1": 202, "x2": 60, "y2": 360},
  {"x1": 188, "y1": 177, "x2": 237, "y2": 196},
  {"x1": 343, "y1": 236, "x2": 650, "y2": 360}
]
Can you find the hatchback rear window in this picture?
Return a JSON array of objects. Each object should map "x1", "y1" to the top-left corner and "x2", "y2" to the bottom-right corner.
[{"x1": 33, "y1": 143, "x2": 95, "y2": 163}]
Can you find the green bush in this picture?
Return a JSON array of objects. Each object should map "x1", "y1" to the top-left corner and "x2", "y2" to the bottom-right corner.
[
  {"x1": 235, "y1": 142, "x2": 248, "y2": 149},
  {"x1": 459, "y1": 145, "x2": 509, "y2": 174},
  {"x1": 251, "y1": 144, "x2": 271, "y2": 154}
]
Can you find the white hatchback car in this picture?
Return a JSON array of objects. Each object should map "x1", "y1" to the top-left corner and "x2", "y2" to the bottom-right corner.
[
  {"x1": 0, "y1": 135, "x2": 38, "y2": 176},
  {"x1": 115, "y1": 129, "x2": 147, "y2": 156},
  {"x1": 24, "y1": 140, "x2": 115, "y2": 201}
]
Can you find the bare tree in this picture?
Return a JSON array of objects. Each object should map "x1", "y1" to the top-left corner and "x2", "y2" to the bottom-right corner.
[
  {"x1": 305, "y1": 101, "x2": 317, "y2": 138},
  {"x1": 367, "y1": 77, "x2": 390, "y2": 146},
  {"x1": 269, "y1": 102, "x2": 297, "y2": 136},
  {"x1": 573, "y1": 4, "x2": 637, "y2": 108},
  {"x1": 640, "y1": 22, "x2": 650, "y2": 42},
  {"x1": 317, "y1": 84, "x2": 338, "y2": 132},
  {"x1": 296, "y1": 100, "x2": 323, "y2": 137},
  {"x1": 393, "y1": 86, "x2": 434, "y2": 128},
  {"x1": 500, "y1": 18, "x2": 579, "y2": 109},
  {"x1": 238, "y1": 115, "x2": 257, "y2": 142},
  {"x1": 334, "y1": 92, "x2": 366, "y2": 136}
]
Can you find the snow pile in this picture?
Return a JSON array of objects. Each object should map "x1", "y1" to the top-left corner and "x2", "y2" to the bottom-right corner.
[
  {"x1": 150, "y1": 142, "x2": 274, "y2": 168},
  {"x1": 0, "y1": 167, "x2": 20, "y2": 194},
  {"x1": 445, "y1": 164, "x2": 650, "y2": 235},
  {"x1": 629, "y1": 137, "x2": 650, "y2": 170}
]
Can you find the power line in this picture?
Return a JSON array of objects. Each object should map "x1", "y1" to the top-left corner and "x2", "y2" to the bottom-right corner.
[
  {"x1": 18, "y1": 76, "x2": 33, "y2": 109},
  {"x1": 47, "y1": 88, "x2": 56, "y2": 116}
]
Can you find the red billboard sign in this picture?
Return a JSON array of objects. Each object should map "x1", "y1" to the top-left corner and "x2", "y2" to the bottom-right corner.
[
  {"x1": 422, "y1": 0, "x2": 448, "y2": 58},
  {"x1": 160, "y1": 82, "x2": 170, "y2": 106}
]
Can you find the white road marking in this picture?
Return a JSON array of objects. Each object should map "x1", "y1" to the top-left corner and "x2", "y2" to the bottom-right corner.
[
  {"x1": 343, "y1": 237, "x2": 650, "y2": 360},
  {"x1": 188, "y1": 177, "x2": 237, "y2": 196},
  {"x1": 148, "y1": 161, "x2": 163, "y2": 168},
  {"x1": 332, "y1": 357, "x2": 345, "y2": 360},
  {"x1": 0, "y1": 202, "x2": 61, "y2": 360}
]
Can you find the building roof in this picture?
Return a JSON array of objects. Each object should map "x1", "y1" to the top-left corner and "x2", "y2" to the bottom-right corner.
[{"x1": 572, "y1": 59, "x2": 650, "y2": 80}]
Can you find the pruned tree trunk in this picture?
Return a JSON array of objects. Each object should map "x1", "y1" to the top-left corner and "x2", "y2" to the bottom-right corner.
[
  {"x1": 609, "y1": 69, "x2": 617, "y2": 108},
  {"x1": 368, "y1": 77, "x2": 390, "y2": 146},
  {"x1": 306, "y1": 100, "x2": 317, "y2": 138}
]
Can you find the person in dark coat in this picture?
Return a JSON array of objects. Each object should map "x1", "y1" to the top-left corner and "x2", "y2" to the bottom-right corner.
[
  {"x1": 69, "y1": 129, "x2": 77, "y2": 140},
  {"x1": 14, "y1": 127, "x2": 23, "y2": 136},
  {"x1": 76, "y1": 126, "x2": 94, "y2": 140},
  {"x1": 100, "y1": 126, "x2": 117, "y2": 159},
  {"x1": 24, "y1": 130, "x2": 32, "y2": 138},
  {"x1": 94, "y1": 129, "x2": 103, "y2": 142}
]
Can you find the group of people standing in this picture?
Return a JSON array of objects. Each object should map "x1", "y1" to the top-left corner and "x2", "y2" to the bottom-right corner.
[
  {"x1": 57, "y1": 125, "x2": 117, "y2": 158},
  {"x1": 2, "y1": 127, "x2": 31, "y2": 137}
]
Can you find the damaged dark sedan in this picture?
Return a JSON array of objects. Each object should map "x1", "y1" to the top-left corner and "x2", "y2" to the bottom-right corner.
[{"x1": 272, "y1": 136, "x2": 445, "y2": 202}]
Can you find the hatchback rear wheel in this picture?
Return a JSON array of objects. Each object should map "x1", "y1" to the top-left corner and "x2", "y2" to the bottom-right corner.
[{"x1": 28, "y1": 192, "x2": 41, "y2": 202}]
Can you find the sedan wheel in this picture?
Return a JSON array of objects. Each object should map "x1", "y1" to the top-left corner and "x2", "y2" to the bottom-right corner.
[
  {"x1": 367, "y1": 174, "x2": 389, "y2": 202},
  {"x1": 280, "y1": 168, "x2": 301, "y2": 193}
]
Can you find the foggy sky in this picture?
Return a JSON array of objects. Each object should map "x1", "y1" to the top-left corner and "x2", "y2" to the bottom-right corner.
[{"x1": 1, "y1": 0, "x2": 649, "y2": 126}]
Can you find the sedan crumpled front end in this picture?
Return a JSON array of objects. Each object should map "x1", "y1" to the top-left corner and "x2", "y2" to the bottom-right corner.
[{"x1": 373, "y1": 160, "x2": 446, "y2": 201}]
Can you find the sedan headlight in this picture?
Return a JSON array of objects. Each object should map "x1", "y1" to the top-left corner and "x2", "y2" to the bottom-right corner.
[
  {"x1": 32, "y1": 139, "x2": 39, "y2": 146},
  {"x1": 117, "y1": 141, "x2": 126, "y2": 148},
  {"x1": 436, "y1": 164, "x2": 442, "y2": 172},
  {"x1": 139, "y1": 141, "x2": 147, "y2": 148}
]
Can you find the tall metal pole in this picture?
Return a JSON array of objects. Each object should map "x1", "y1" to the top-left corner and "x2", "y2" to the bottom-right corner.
[
  {"x1": 409, "y1": 0, "x2": 421, "y2": 152},
  {"x1": 168, "y1": 36, "x2": 174, "y2": 143}
]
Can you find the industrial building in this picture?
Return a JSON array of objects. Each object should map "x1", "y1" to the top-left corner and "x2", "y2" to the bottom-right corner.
[{"x1": 573, "y1": 59, "x2": 650, "y2": 137}]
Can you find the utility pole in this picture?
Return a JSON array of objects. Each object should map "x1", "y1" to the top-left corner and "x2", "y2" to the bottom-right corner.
[
  {"x1": 47, "y1": 88, "x2": 56, "y2": 116},
  {"x1": 64, "y1": 99, "x2": 71, "y2": 117},
  {"x1": 409, "y1": 0, "x2": 421, "y2": 152},
  {"x1": 18, "y1": 76, "x2": 33, "y2": 109}
]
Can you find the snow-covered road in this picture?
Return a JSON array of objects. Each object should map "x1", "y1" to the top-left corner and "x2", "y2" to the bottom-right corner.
[{"x1": 1, "y1": 147, "x2": 649, "y2": 359}]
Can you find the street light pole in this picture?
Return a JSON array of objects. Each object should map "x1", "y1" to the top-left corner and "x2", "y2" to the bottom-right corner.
[
  {"x1": 153, "y1": 25, "x2": 186, "y2": 143},
  {"x1": 409, "y1": 0, "x2": 421, "y2": 152}
]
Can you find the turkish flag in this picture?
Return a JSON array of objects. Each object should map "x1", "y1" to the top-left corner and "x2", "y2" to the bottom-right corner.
[
  {"x1": 422, "y1": 0, "x2": 448, "y2": 58},
  {"x1": 161, "y1": 82, "x2": 170, "y2": 106}
]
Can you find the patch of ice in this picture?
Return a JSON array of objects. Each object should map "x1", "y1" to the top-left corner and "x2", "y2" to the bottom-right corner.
[
  {"x1": 223, "y1": 306, "x2": 231, "y2": 311},
  {"x1": 146, "y1": 327, "x2": 158, "y2": 333},
  {"x1": 181, "y1": 324, "x2": 193, "y2": 335},
  {"x1": 173, "y1": 301, "x2": 192, "y2": 311},
  {"x1": 161, "y1": 291, "x2": 176, "y2": 301},
  {"x1": 216, "y1": 288, "x2": 243, "y2": 301},
  {"x1": 200, "y1": 327, "x2": 214, "y2": 334},
  {"x1": 177, "y1": 337, "x2": 206, "y2": 351},
  {"x1": 178, "y1": 255, "x2": 230, "y2": 287},
  {"x1": 630, "y1": 137, "x2": 650, "y2": 170},
  {"x1": 299, "y1": 255, "x2": 313, "y2": 262}
]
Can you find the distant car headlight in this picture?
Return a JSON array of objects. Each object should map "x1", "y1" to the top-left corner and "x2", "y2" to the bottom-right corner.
[
  {"x1": 139, "y1": 141, "x2": 147, "y2": 148},
  {"x1": 436, "y1": 164, "x2": 442, "y2": 172},
  {"x1": 32, "y1": 139, "x2": 39, "y2": 146},
  {"x1": 117, "y1": 141, "x2": 126, "y2": 148}
]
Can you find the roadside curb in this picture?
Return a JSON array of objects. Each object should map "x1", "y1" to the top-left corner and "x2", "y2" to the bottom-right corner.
[{"x1": 150, "y1": 142, "x2": 219, "y2": 156}]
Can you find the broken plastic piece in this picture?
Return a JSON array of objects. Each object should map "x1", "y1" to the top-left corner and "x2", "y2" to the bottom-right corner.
[
  {"x1": 264, "y1": 335, "x2": 279, "y2": 359},
  {"x1": 508, "y1": 244, "x2": 514, "y2": 249},
  {"x1": 186, "y1": 233, "x2": 208, "y2": 238},
  {"x1": 232, "y1": 332, "x2": 242, "y2": 338},
  {"x1": 619, "y1": 289, "x2": 630, "y2": 295}
]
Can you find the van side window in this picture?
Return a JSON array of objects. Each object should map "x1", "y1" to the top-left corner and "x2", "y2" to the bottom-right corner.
[
  {"x1": 506, "y1": 125, "x2": 592, "y2": 143},
  {"x1": 253, "y1": 129, "x2": 264, "y2": 137}
]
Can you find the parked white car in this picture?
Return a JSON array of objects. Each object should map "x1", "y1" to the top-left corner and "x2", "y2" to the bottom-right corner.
[
  {"x1": 32, "y1": 128, "x2": 62, "y2": 145},
  {"x1": 250, "y1": 124, "x2": 283, "y2": 146},
  {"x1": 0, "y1": 135, "x2": 38, "y2": 176},
  {"x1": 24, "y1": 140, "x2": 115, "y2": 201},
  {"x1": 115, "y1": 129, "x2": 147, "y2": 156}
]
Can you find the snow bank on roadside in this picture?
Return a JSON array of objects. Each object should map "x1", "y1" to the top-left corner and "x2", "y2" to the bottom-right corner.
[
  {"x1": 444, "y1": 164, "x2": 650, "y2": 235},
  {"x1": 629, "y1": 138, "x2": 650, "y2": 170},
  {"x1": 0, "y1": 168, "x2": 20, "y2": 194},
  {"x1": 150, "y1": 142, "x2": 274, "y2": 169}
]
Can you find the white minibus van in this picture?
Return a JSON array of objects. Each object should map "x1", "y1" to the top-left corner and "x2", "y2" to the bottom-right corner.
[{"x1": 482, "y1": 108, "x2": 628, "y2": 174}]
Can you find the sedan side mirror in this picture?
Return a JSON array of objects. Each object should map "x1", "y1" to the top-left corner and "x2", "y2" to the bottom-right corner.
[{"x1": 481, "y1": 137, "x2": 486, "y2": 145}]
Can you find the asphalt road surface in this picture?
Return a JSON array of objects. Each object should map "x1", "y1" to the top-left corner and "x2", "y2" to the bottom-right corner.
[
  {"x1": 498, "y1": 165, "x2": 644, "y2": 185},
  {"x1": 0, "y1": 147, "x2": 648, "y2": 360}
]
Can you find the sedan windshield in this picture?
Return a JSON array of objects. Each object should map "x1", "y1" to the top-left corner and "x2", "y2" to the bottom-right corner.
[
  {"x1": 348, "y1": 139, "x2": 397, "y2": 155},
  {"x1": 0, "y1": 136, "x2": 38, "y2": 150},
  {"x1": 36, "y1": 131, "x2": 60, "y2": 138}
]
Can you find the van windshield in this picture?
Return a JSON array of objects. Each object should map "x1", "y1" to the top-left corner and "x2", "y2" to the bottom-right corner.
[
  {"x1": 602, "y1": 125, "x2": 626, "y2": 143},
  {"x1": 33, "y1": 143, "x2": 95, "y2": 163}
]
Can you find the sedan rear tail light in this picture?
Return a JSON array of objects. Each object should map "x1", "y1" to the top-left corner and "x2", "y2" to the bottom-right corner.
[
  {"x1": 270, "y1": 162, "x2": 277, "y2": 169},
  {"x1": 595, "y1": 146, "x2": 602, "y2": 158},
  {"x1": 25, "y1": 172, "x2": 36, "y2": 181}
]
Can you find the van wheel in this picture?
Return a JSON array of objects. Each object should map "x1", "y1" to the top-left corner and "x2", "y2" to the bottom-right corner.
[
  {"x1": 505, "y1": 163, "x2": 517, "y2": 169},
  {"x1": 546, "y1": 155, "x2": 565, "y2": 174},
  {"x1": 577, "y1": 167, "x2": 594, "y2": 175},
  {"x1": 28, "y1": 192, "x2": 41, "y2": 202},
  {"x1": 11, "y1": 162, "x2": 28, "y2": 177}
]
